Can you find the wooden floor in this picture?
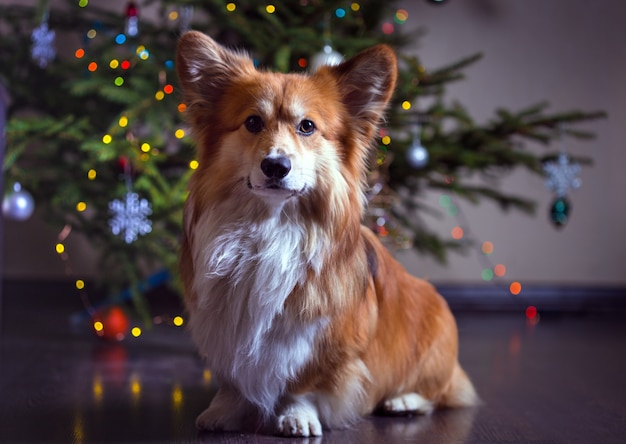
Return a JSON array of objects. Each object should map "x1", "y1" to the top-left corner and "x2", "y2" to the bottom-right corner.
[{"x1": 1, "y1": 281, "x2": 625, "y2": 443}]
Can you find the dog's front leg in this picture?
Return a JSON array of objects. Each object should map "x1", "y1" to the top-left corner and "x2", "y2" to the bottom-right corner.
[
  {"x1": 196, "y1": 384, "x2": 257, "y2": 432},
  {"x1": 276, "y1": 394, "x2": 323, "y2": 437}
]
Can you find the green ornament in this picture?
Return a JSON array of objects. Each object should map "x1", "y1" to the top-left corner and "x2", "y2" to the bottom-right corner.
[{"x1": 550, "y1": 196, "x2": 570, "y2": 228}]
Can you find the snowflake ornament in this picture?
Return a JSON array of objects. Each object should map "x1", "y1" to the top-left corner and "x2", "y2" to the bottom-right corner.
[
  {"x1": 109, "y1": 192, "x2": 152, "y2": 244},
  {"x1": 543, "y1": 153, "x2": 581, "y2": 198},
  {"x1": 31, "y1": 21, "x2": 56, "y2": 68}
]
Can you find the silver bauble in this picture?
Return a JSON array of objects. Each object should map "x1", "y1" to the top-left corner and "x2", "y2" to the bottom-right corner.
[
  {"x1": 3, "y1": 182, "x2": 35, "y2": 221},
  {"x1": 407, "y1": 142, "x2": 429, "y2": 168},
  {"x1": 310, "y1": 45, "x2": 343, "y2": 72}
]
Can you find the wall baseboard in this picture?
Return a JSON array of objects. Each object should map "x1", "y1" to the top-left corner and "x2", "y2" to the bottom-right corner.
[
  {"x1": 436, "y1": 283, "x2": 626, "y2": 313},
  {"x1": 2, "y1": 279, "x2": 625, "y2": 314}
]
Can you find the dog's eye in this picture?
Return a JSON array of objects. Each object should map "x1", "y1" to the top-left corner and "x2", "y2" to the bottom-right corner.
[
  {"x1": 244, "y1": 115, "x2": 264, "y2": 134},
  {"x1": 297, "y1": 119, "x2": 315, "y2": 136}
]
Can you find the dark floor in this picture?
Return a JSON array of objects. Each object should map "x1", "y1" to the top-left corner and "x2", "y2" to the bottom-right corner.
[{"x1": 1, "y1": 282, "x2": 625, "y2": 443}]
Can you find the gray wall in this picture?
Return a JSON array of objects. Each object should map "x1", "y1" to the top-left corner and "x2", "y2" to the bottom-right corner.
[{"x1": 2, "y1": 0, "x2": 625, "y2": 286}]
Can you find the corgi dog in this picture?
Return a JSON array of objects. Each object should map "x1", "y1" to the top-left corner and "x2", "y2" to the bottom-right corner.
[{"x1": 176, "y1": 31, "x2": 478, "y2": 437}]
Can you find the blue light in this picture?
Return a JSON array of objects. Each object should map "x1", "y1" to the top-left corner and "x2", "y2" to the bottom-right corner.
[
  {"x1": 115, "y1": 33, "x2": 126, "y2": 45},
  {"x1": 335, "y1": 8, "x2": 346, "y2": 18},
  {"x1": 164, "y1": 60, "x2": 174, "y2": 70}
]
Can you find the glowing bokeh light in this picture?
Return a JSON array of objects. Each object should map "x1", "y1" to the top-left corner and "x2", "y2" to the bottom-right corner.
[
  {"x1": 494, "y1": 263, "x2": 506, "y2": 277},
  {"x1": 189, "y1": 160, "x2": 199, "y2": 170},
  {"x1": 510, "y1": 281, "x2": 522, "y2": 295},
  {"x1": 76, "y1": 201, "x2": 87, "y2": 212},
  {"x1": 266, "y1": 5, "x2": 276, "y2": 14},
  {"x1": 76, "y1": 279, "x2": 85, "y2": 290},
  {"x1": 451, "y1": 226, "x2": 464, "y2": 240},
  {"x1": 481, "y1": 241, "x2": 494, "y2": 255}
]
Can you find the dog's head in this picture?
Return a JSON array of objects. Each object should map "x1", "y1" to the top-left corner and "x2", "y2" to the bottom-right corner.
[{"x1": 177, "y1": 31, "x2": 396, "y2": 214}]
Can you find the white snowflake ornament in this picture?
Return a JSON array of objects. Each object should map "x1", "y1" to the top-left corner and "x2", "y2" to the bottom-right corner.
[
  {"x1": 543, "y1": 153, "x2": 581, "y2": 198},
  {"x1": 31, "y1": 20, "x2": 56, "y2": 68},
  {"x1": 109, "y1": 192, "x2": 152, "y2": 243}
]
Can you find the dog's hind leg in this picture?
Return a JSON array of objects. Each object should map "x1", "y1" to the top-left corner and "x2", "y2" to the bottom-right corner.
[
  {"x1": 196, "y1": 385, "x2": 258, "y2": 432},
  {"x1": 381, "y1": 392, "x2": 434, "y2": 416}
]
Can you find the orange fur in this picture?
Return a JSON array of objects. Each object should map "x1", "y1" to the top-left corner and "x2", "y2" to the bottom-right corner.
[{"x1": 177, "y1": 31, "x2": 477, "y2": 437}]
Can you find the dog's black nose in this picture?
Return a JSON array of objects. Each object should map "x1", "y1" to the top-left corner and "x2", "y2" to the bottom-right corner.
[{"x1": 261, "y1": 156, "x2": 291, "y2": 179}]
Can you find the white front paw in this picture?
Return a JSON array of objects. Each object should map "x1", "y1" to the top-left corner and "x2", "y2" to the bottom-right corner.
[{"x1": 277, "y1": 396, "x2": 323, "y2": 437}]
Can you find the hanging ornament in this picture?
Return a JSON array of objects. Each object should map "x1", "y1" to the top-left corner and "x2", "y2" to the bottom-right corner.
[
  {"x1": 178, "y1": 5, "x2": 194, "y2": 33},
  {"x1": 3, "y1": 182, "x2": 35, "y2": 221},
  {"x1": 125, "y1": 1, "x2": 139, "y2": 37},
  {"x1": 92, "y1": 306, "x2": 130, "y2": 341},
  {"x1": 109, "y1": 161, "x2": 152, "y2": 243},
  {"x1": 543, "y1": 152, "x2": 581, "y2": 198},
  {"x1": 406, "y1": 123, "x2": 429, "y2": 168},
  {"x1": 310, "y1": 44, "x2": 343, "y2": 72},
  {"x1": 549, "y1": 196, "x2": 570, "y2": 227},
  {"x1": 31, "y1": 10, "x2": 56, "y2": 68},
  {"x1": 543, "y1": 151, "x2": 581, "y2": 228}
]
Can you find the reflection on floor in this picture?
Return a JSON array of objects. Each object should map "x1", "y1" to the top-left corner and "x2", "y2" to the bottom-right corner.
[{"x1": 1, "y1": 281, "x2": 625, "y2": 443}]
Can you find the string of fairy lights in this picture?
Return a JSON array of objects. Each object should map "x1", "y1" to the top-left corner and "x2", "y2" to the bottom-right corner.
[{"x1": 49, "y1": 0, "x2": 538, "y2": 341}]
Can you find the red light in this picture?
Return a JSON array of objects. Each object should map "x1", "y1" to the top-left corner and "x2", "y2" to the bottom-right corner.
[
  {"x1": 163, "y1": 84, "x2": 174, "y2": 94},
  {"x1": 525, "y1": 306, "x2": 537, "y2": 319},
  {"x1": 121, "y1": 60, "x2": 131, "y2": 70}
]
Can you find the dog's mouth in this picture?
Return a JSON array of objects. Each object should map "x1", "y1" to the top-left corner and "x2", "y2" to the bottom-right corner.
[{"x1": 246, "y1": 177, "x2": 305, "y2": 197}]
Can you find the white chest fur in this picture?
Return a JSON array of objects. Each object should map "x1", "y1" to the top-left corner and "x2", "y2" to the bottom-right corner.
[{"x1": 187, "y1": 208, "x2": 328, "y2": 413}]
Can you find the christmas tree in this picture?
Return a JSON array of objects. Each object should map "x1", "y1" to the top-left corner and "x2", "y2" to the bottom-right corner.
[{"x1": 0, "y1": 0, "x2": 604, "y2": 320}]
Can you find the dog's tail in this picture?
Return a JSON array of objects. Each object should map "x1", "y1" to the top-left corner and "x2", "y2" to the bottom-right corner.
[{"x1": 439, "y1": 363, "x2": 480, "y2": 408}]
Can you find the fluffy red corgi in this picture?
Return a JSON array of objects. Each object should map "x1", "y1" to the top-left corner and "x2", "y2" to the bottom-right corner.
[{"x1": 177, "y1": 31, "x2": 478, "y2": 437}]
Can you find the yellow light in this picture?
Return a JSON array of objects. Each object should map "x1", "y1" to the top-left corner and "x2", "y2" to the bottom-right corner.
[
  {"x1": 168, "y1": 10, "x2": 179, "y2": 20},
  {"x1": 131, "y1": 327, "x2": 142, "y2": 337},
  {"x1": 109, "y1": 59, "x2": 119, "y2": 69},
  {"x1": 87, "y1": 29, "x2": 97, "y2": 39},
  {"x1": 140, "y1": 142, "x2": 151, "y2": 152},
  {"x1": 88, "y1": 169, "x2": 97, "y2": 180},
  {"x1": 140, "y1": 153, "x2": 150, "y2": 162},
  {"x1": 266, "y1": 4, "x2": 276, "y2": 13},
  {"x1": 174, "y1": 129, "x2": 185, "y2": 139},
  {"x1": 76, "y1": 201, "x2": 87, "y2": 212},
  {"x1": 93, "y1": 321, "x2": 104, "y2": 332},
  {"x1": 136, "y1": 45, "x2": 145, "y2": 54},
  {"x1": 226, "y1": 2, "x2": 236, "y2": 12},
  {"x1": 189, "y1": 160, "x2": 199, "y2": 170},
  {"x1": 172, "y1": 384, "x2": 183, "y2": 406},
  {"x1": 155, "y1": 91, "x2": 165, "y2": 101},
  {"x1": 92, "y1": 375, "x2": 103, "y2": 402},
  {"x1": 76, "y1": 280, "x2": 85, "y2": 290},
  {"x1": 173, "y1": 316, "x2": 184, "y2": 327},
  {"x1": 55, "y1": 243, "x2": 65, "y2": 254},
  {"x1": 381, "y1": 135, "x2": 391, "y2": 145},
  {"x1": 351, "y1": 2, "x2": 360, "y2": 11},
  {"x1": 203, "y1": 369, "x2": 212, "y2": 385},
  {"x1": 102, "y1": 134, "x2": 112, "y2": 144},
  {"x1": 119, "y1": 116, "x2": 128, "y2": 127},
  {"x1": 402, "y1": 101, "x2": 411, "y2": 110}
]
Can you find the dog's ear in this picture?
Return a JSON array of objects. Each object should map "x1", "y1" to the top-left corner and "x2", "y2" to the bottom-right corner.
[
  {"x1": 176, "y1": 31, "x2": 254, "y2": 108},
  {"x1": 323, "y1": 45, "x2": 397, "y2": 137}
]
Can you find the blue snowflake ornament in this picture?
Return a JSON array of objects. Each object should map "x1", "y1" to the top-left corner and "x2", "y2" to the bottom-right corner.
[
  {"x1": 543, "y1": 153, "x2": 581, "y2": 198},
  {"x1": 109, "y1": 192, "x2": 152, "y2": 244},
  {"x1": 31, "y1": 21, "x2": 56, "y2": 68}
]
